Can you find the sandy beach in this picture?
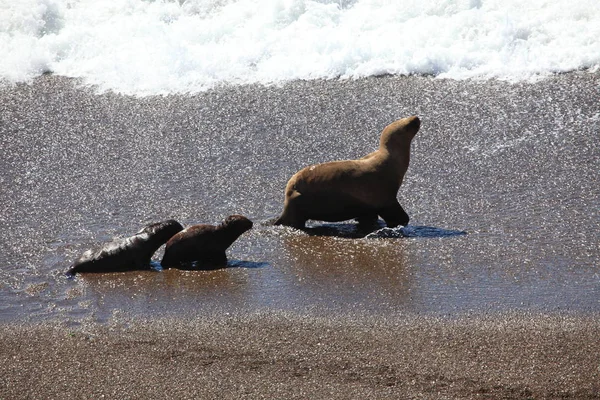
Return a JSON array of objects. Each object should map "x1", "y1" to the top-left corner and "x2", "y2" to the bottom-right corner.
[
  {"x1": 2, "y1": 313, "x2": 600, "y2": 399},
  {"x1": 1, "y1": 72, "x2": 599, "y2": 398}
]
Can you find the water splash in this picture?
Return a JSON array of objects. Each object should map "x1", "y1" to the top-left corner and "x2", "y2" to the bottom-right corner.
[
  {"x1": 365, "y1": 225, "x2": 468, "y2": 239},
  {"x1": 1, "y1": 0, "x2": 599, "y2": 95}
]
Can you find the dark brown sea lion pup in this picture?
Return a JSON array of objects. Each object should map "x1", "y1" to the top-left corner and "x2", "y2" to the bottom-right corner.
[
  {"x1": 274, "y1": 116, "x2": 421, "y2": 229},
  {"x1": 161, "y1": 215, "x2": 253, "y2": 269},
  {"x1": 67, "y1": 220, "x2": 183, "y2": 275}
]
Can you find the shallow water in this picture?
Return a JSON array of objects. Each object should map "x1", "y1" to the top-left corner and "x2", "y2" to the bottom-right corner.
[{"x1": 1, "y1": 73, "x2": 599, "y2": 324}]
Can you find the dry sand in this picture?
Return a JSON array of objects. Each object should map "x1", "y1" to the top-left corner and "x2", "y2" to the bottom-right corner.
[{"x1": 2, "y1": 312, "x2": 599, "y2": 399}]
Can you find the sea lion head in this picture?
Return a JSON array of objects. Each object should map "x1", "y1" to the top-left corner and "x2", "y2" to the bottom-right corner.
[
  {"x1": 221, "y1": 214, "x2": 253, "y2": 235},
  {"x1": 138, "y1": 219, "x2": 184, "y2": 243},
  {"x1": 379, "y1": 116, "x2": 420, "y2": 154}
]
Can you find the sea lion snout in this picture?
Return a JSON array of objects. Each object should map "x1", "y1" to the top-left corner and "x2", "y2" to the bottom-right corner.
[
  {"x1": 143, "y1": 219, "x2": 184, "y2": 240},
  {"x1": 399, "y1": 115, "x2": 420, "y2": 138},
  {"x1": 223, "y1": 214, "x2": 253, "y2": 232},
  {"x1": 407, "y1": 116, "x2": 420, "y2": 130}
]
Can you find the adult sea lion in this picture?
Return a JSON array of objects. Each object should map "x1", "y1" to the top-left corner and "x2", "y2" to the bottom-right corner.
[
  {"x1": 161, "y1": 215, "x2": 253, "y2": 269},
  {"x1": 274, "y1": 116, "x2": 420, "y2": 229},
  {"x1": 67, "y1": 219, "x2": 183, "y2": 275}
]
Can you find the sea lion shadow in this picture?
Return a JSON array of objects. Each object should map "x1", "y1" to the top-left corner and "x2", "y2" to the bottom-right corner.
[
  {"x1": 261, "y1": 217, "x2": 371, "y2": 238},
  {"x1": 302, "y1": 221, "x2": 384, "y2": 238},
  {"x1": 365, "y1": 225, "x2": 468, "y2": 239},
  {"x1": 65, "y1": 263, "x2": 160, "y2": 278},
  {"x1": 156, "y1": 259, "x2": 269, "y2": 271},
  {"x1": 292, "y1": 222, "x2": 467, "y2": 239},
  {"x1": 227, "y1": 260, "x2": 270, "y2": 269}
]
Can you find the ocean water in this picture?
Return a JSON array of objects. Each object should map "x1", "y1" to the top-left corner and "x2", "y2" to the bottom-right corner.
[
  {"x1": 1, "y1": 72, "x2": 599, "y2": 324},
  {"x1": 1, "y1": 1, "x2": 599, "y2": 325},
  {"x1": 1, "y1": 0, "x2": 599, "y2": 95}
]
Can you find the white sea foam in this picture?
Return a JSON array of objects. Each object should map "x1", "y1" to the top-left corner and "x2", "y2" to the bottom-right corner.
[{"x1": 1, "y1": 0, "x2": 599, "y2": 95}]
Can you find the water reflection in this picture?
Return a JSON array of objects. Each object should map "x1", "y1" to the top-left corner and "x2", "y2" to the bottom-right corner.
[
  {"x1": 280, "y1": 232, "x2": 414, "y2": 308},
  {"x1": 71, "y1": 266, "x2": 255, "y2": 322}
]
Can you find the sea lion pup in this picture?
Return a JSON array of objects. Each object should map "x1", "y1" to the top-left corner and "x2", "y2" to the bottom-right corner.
[
  {"x1": 161, "y1": 215, "x2": 253, "y2": 269},
  {"x1": 67, "y1": 220, "x2": 184, "y2": 275},
  {"x1": 274, "y1": 116, "x2": 421, "y2": 229}
]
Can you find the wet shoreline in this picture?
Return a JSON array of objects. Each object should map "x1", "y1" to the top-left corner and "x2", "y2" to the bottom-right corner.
[{"x1": 1, "y1": 72, "x2": 599, "y2": 324}]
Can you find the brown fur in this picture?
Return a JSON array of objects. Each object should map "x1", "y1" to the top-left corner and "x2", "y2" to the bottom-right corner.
[
  {"x1": 274, "y1": 116, "x2": 421, "y2": 229},
  {"x1": 161, "y1": 215, "x2": 253, "y2": 269},
  {"x1": 67, "y1": 220, "x2": 183, "y2": 275}
]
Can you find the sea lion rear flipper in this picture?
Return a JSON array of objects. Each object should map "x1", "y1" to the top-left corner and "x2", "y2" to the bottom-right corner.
[{"x1": 355, "y1": 214, "x2": 379, "y2": 228}]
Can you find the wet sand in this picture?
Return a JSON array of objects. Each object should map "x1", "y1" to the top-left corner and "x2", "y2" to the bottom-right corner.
[{"x1": 2, "y1": 313, "x2": 600, "y2": 399}]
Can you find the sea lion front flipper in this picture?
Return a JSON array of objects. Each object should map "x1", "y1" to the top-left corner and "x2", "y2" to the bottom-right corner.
[
  {"x1": 378, "y1": 201, "x2": 409, "y2": 228},
  {"x1": 274, "y1": 194, "x2": 307, "y2": 229}
]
